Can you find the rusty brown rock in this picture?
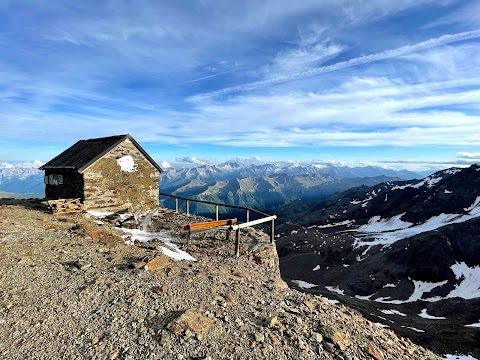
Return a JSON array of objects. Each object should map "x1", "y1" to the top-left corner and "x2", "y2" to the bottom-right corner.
[
  {"x1": 144, "y1": 255, "x2": 170, "y2": 271},
  {"x1": 367, "y1": 345, "x2": 384, "y2": 360},
  {"x1": 303, "y1": 300, "x2": 315, "y2": 311},
  {"x1": 320, "y1": 325, "x2": 351, "y2": 351},
  {"x1": 95, "y1": 276, "x2": 107, "y2": 285},
  {"x1": 273, "y1": 278, "x2": 289, "y2": 289},
  {"x1": 231, "y1": 267, "x2": 251, "y2": 279},
  {"x1": 167, "y1": 308, "x2": 215, "y2": 340}
]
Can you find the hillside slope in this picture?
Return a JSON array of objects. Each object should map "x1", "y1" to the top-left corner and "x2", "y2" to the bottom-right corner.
[
  {"x1": 276, "y1": 165, "x2": 480, "y2": 357},
  {"x1": 163, "y1": 173, "x2": 400, "y2": 215},
  {"x1": 0, "y1": 200, "x2": 440, "y2": 359}
]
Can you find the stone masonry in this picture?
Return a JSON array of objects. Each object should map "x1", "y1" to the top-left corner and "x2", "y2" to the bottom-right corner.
[{"x1": 82, "y1": 138, "x2": 160, "y2": 212}]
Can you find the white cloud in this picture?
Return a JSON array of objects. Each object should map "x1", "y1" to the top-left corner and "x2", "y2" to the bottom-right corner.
[
  {"x1": 174, "y1": 157, "x2": 214, "y2": 165},
  {"x1": 190, "y1": 29, "x2": 480, "y2": 100},
  {"x1": 457, "y1": 152, "x2": 480, "y2": 159},
  {"x1": 263, "y1": 39, "x2": 343, "y2": 79}
]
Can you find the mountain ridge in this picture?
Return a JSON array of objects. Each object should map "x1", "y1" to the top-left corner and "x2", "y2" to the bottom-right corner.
[{"x1": 275, "y1": 164, "x2": 480, "y2": 357}]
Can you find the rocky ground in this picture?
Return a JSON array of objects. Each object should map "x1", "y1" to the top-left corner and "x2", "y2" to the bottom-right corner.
[{"x1": 0, "y1": 199, "x2": 441, "y2": 359}]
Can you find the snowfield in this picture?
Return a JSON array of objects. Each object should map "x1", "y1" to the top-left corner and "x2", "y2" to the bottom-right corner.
[
  {"x1": 354, "y1": 196, "x2": 480, "y2": 248},
  {"x1": 418, "y1": 309, "x2": 446, "y2": 320},
  {"x1": 325, "y1": 286, "x2": 345, "y2": 295},
  {"x1": 447, "y1": 262, "x2": 480, "y2": 300},
  {"x1": 355, "y1": 262, "x2": 480, "y2": 304},
  {"x1": 391, "y1": 175, "x2": 442, "y2": 190},
  {"x1": 379, "y1": 309, "x2": 407, "y2": 316},
  {"x1": 292, "y1": 280, "x2": 317, "y2": 289},
  {"x1": 358, "y1": 213, "x2": 412, "y2": 233}
]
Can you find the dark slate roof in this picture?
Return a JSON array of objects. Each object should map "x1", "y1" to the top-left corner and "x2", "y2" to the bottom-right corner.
[{"x1": 39, "y1": 134, "x2": 163, "y2": 173}]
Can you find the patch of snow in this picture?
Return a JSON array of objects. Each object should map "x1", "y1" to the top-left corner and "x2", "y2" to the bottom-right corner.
[
  {"x1": 116, "y1": 228, "x2": 196, "y2": 261},
  {"x1": 374, "y1": 322, "x2": 389, "y2": 328},
  {"x1": 444, "y1": 354, "x2": 478, "y2": 360},
  {"x1": 355, "y1": 294, "x2": 372, "y2": 300},
  {"x1": 116, "y1": 155, "x2": 137, "y2": 172},
  {"x1": 464, "y1": 196, "x2": 480, "y2": 212},
  {"x1": 444, "y1": 168, "x2": 462, "y2": 175},
  {"x1": 316, "y1": 220, "x2": 353, "y2": 228},
  {"x1": 391, "y1": 182, "x2": 416, "y2": 190},
  {"x1": 447, "y1": 262, "x2": 480, "y2": 300},
  {"x1": 445, "y1": 189, "x2": 452, "y2": 194},
  {"x1": 426, "y1": 176, "x2": 442, "y2": 187},
  {"x1": 391, "y1": 175, "x2": 441, "y2": 190},
  {"x1": 358, "y1": 213, "x2": 412, "y2": 233},
  {"x1": 350, "y1": 200, "x2": 361, "y2": 205},
  {"x1": 159, "y1": 246, "x2": 196, "y2": 261},
  {"x1": 327, "y1": 299, "x2": 340, "y2": 304},
  {"x1": 380, "y1": 309, "x2": 407, "y2": 316},
  {"x1": 465, "y1": 322, "x2": 480, "y2": 328},
  {"x1": 375, "y1": 279, "x2": 448, "y2": 304},
  {"x1": 354, "y1": 196, "x2": 480, "y2": 247},
  {"x1": 292, "y1": 280, "x2": 317, "y2": 289},
  {"x1": 383, "y1": 283, "x2": 397, "y2": 288},
  {"x1": 87, "y1": 211, "x2": 114, "y2": 217},
  {"x1": 406, "y1": 326, "x2": 425, "y2": 333},
  {"x1": 418, "y1": 309, "x2": 446, "y2": 319},
  {"x1": 312, "y1": 265, "x2": 321, "y2": 271},
  {"x1": 291, "y1": 230, "x2": 298, "y2": 234},
  {"x1": 94, "y1": 220, "x2": 104, "y2": 225},
  {"x1": 325, "y1": 286, "x2": 345, "y2": 295},
  {"x1": 342, "y1": 264, "x2": 349, "y2": 267},
  {"x1": 116, "y1": 227, "x2": 171, "y2": 244}
]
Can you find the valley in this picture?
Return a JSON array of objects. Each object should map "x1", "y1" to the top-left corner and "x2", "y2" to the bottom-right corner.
[
  {"x1": 159, "y1": 160, "x2": 425, "y2": 215},
  {"x1": 275, "y1": 165, "x2": 480, "y2": 358}
]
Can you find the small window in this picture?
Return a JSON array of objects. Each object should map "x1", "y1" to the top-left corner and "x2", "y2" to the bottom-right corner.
[
  {"x1": 44, "y1": 176, "x2": 48, "y2": 184},
  {"x1": 46, "y1": 174, "x2": 64, "y2": 186}
]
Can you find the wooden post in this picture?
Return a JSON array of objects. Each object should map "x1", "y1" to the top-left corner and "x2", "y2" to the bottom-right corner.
[
  {"x1": 270, "y1": 219, "x2": 275, "y2": 243},
  {"x1": 186, "y1": 200, "x2": 189, "y2": 215},
  {"x1": 226, "y1": 230, "x2": 230, "y2": 241},
  {"x1": 246, "y1": 209, "x2": 250, "y2": 223},
  {"x1": 175, "y1": 197, "x2": 179, "y2": 213},
  {"x1": 215, "y1": 205, "x2": 219, "y2": 221},
  {"x1": 235, "y1": 229, "x2": 240, "y2": 258}
]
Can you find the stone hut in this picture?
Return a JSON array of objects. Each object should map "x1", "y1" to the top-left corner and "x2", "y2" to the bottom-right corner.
[{"x1": 39, "y1": 134, "x2": 163, "y2": 212}]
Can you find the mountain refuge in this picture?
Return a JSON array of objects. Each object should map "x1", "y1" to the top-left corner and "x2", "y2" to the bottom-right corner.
[{"x1": 39, "y1": 134, "x2": 163, "y2": 212}]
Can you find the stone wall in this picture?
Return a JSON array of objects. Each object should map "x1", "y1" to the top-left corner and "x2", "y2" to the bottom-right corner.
[
  {"x1": 82, "y1": 138, "x2": 160, "y2": 212},
  {"x1": 44, "y1": 170, "x2": 84, "y2": 200}
]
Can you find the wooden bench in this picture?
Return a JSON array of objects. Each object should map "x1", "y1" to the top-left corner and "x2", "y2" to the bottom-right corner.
[{"x1": 181, "y1": 218, "x2": 237, "y2": 238}]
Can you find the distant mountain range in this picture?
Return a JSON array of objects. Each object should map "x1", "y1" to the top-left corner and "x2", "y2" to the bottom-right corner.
[
  {"x1": 275, "y1": 164, "x2": 480, "y2": 357},
  {"x1": 1, "y1": 159, "x2": 432, "y2": 206},
  {"x1": 160, "y1": 160, "x2": 430, "y2": 214},
  {"x1": 0, "y1": 161, "x2": 44, "y2": 198}
]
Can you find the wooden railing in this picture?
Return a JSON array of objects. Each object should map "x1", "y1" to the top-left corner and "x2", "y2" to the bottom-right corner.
[{"x1": 159, "y1": 192, "x2": 276, "y2": 253}]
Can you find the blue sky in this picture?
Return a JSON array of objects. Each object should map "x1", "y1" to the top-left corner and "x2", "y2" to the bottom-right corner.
[{"x1": 1, "y1": 0, "x2": 480, "y2": 170}]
